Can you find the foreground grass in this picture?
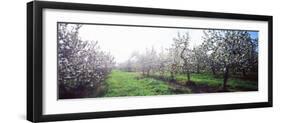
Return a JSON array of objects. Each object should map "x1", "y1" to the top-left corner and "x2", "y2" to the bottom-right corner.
[
  {"x1": 104, "y1": 70, "x2": 172, "y2": 97},
  {"x1": 104, "y1": 70, "x2": 257, "y2": 97}
]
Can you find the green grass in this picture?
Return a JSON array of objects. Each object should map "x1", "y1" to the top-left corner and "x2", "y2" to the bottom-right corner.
[
  {"x1": 175, "y1": 73, "x2": 257, "y2": 91},
  {"x1": 103, "y1": 70, "x2": 257, "y2": 97},
  {"x1": 104, "y1": 70, "x2": 172, "y2": 97}
]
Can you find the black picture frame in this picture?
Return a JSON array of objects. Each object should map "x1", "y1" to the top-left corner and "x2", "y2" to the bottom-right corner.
[{"x1": 27, "y1": 1, "x2": 273, "y2": 122}]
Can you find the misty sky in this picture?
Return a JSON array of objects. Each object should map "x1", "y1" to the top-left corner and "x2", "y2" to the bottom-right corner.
[{"x1": 78, "y1": 24, "x2": 258, "y2": 64}]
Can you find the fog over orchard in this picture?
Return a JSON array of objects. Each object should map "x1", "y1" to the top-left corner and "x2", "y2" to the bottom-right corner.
[{"x1": 79, "y1": 25, "x2": 212, "y2": 64}]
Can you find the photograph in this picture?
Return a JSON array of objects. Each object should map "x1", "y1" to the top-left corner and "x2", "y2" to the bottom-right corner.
[
  {"x1": 57, "y1": 22, "x2": 259, "y2": 99},
  {"x1": 26, "y1": 1, "x2": 273, "y2": 122}
]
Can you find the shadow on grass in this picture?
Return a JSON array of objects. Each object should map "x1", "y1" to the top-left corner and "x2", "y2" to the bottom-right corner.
[{"x1": 147, "y1": 74, "x2": 258, "y2": 94}]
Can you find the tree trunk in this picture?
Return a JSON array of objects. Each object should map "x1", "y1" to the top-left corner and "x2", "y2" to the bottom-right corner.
[
  {"x1": 242, "y1": 69, "x2": 247, "y2": 77},
  {"x1": 170, "y1": 71, "x2": 175, "y2": 81},
  {"x1": 183, "y1": 61, "x2": 191, "y2": 83},
  {"x1": 223, "y1": 66, "x2": 229, "y2": 91},
  {"x1": 197, "y1": 63, "x2": 200, "y2": 74},
  {"x1": 187, "y1": 71, "x2": 191, "y2": 82},
  {"x1": 211, "y1": 66, "x2": 216, "y2": 75}
]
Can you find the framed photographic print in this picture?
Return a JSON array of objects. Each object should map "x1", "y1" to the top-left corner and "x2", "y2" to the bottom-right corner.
[{"x1": 27, "y1": 1, "x2": 273, "y2": 122}]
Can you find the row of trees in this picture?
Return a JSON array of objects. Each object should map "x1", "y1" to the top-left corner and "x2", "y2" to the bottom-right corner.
[
  {"x1": 118, "y1": 30, "x2": 258, "y2": 90},
  {"x1": 58, "y1": 24, "x2": 115, "y2": 99}
]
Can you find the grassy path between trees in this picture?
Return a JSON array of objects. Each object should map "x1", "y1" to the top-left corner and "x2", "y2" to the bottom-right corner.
[{"x1": 104, "y1": 70, "x2": 173, "y2": 97}]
